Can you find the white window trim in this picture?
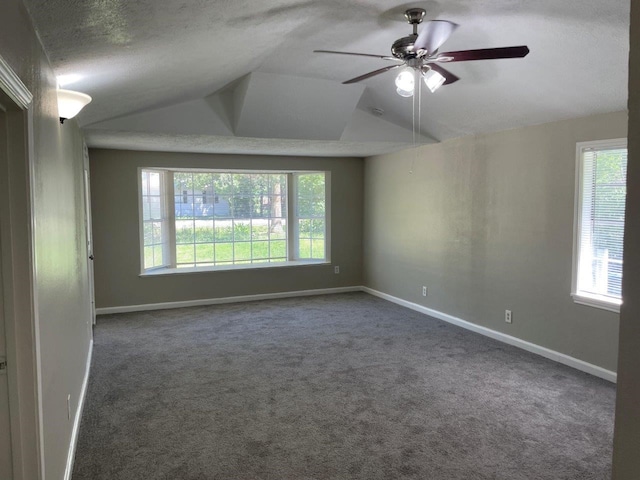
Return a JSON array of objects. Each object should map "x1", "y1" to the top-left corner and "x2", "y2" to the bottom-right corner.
[
  {"x1": 138, "y1": 168, "x2": 330, "y2": 274},
  {"x1": 140, "y1": 259, "x2": 330, "y2": 277},
  {"x1": 138, "y1": 168, "x2": 172, "y2": 272},
  {"x1": 571, "y1": 138, "x2": 627, "y2": 313}
]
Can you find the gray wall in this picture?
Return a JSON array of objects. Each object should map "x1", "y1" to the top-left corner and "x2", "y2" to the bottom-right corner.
[
  {"x1": 612, "y1": 1, "x2": 640, "y2": 476},
  {"x1": 1, "y1": 0, "x2": 93, "y2": 478},
  {"x1": 89, "y1": 149, "x2": 364, "y2": 308},
  {"x1": 363, "y1": 111, "x2": 628, "y2": 372}
]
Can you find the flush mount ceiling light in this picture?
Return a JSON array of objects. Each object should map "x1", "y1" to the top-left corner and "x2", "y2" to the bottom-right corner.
[
  {"x1": 315, "y1": 8, "x2": 529, "y2": 97},
  {"x1": 57, "y1": 89, "x2": 92, "y2": 124}
]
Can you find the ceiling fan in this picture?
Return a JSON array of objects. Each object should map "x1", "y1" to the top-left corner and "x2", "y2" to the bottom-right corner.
[{"x1": 314, "y1": 8, "x2": 530, "y2": 97}]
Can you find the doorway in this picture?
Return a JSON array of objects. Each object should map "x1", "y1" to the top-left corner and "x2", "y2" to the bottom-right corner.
[
  {"x1": 0, "y1": 103, "x2": 13, "y2": 480},
  {"x1": 0, "y1": 57, "x2": 42, "y2": 479}
]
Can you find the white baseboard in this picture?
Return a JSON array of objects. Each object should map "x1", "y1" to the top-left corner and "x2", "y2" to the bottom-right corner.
[
  {"x1": 362, "y1": 287, "x2": 617, "y2": 383},
  {"x1": 95, "y1": 286, "x2": 362, "y2": 315},
  {"x1": 64, "y1": 339, "x2": 93, "y2": 480}
]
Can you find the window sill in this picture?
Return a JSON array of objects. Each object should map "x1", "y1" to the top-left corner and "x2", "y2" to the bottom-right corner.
[
  {"x1": 140, "y1": 260, "x2": 330, "y2": 277},
  {"x1": 571, "y1": 292, "x2": 621, "y2": 313}
]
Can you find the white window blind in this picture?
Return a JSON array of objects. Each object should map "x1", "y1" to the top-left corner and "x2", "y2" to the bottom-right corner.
[{"x1": 573, "y1": 140, "x2": 627, "y2": 310}]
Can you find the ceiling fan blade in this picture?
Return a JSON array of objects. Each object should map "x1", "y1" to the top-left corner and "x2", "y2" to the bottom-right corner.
[
  {"x1": 433, "y1": 46, "x2": 530, "y2": 62},
  {"x1": 426, "y1": 64, "x2": 460, "y2": 85},
  {"x1": 414, "y1": 20, "x2": 458, "y2": 56},
  {"x1": 343, "y1": 64, "x2": 402, "y2": 84},
  {"x1": 314, "y1": 50, "x2": 400, "y2": 61}
]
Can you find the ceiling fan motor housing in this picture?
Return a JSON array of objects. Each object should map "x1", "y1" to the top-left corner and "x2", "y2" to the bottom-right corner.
[
  {"x1": 392, "y1": 35, "x2": 419, "y2": 60},
  {"x1": 392, "y1": 9, "x2": 427, "y2": 60}
]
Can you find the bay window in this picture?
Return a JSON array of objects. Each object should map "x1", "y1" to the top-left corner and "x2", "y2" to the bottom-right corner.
[{"x1": 139, "y1": 169, "x2": 329, "y2": 273}]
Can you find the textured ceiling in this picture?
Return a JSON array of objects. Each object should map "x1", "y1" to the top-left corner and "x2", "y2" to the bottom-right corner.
[{"x1": 24, "y1": 0, "x2": 630, "y2": 157}]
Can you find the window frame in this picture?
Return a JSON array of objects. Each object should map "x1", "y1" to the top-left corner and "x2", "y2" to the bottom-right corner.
[
  {"x1": 571, "y1": 138, "x2": 627, "y2": 313},
  {"x1": 137, "y1": 167, "x2": 331, "y2": 275}
]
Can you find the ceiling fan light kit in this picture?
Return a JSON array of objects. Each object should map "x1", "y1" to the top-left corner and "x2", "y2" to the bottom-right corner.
[
  {"x1": 314, "y1": 7, "x2": 530, "y2": 97},
  {"x1": 422, "y1": 68, "x2": 446, "y2": 93},
  {"x1": 395, "y1": 68, "x2": 415, "y2": 97}
]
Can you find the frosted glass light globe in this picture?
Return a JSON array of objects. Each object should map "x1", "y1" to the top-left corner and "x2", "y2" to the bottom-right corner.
[
  {"x1": 57, "y1": 89, "x2": 92, "y2": 121},
  {"x1": 395, "y1": 70, "x2": 415, "y2": 92}
]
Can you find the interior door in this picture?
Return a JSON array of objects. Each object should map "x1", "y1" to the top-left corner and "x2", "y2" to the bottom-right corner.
[
  {"x1": 0, "y1": 106, "x2": 14, "y2": 479},
  {"x1": 83, "y1": 144, "x2": 96, "y2": 324}
]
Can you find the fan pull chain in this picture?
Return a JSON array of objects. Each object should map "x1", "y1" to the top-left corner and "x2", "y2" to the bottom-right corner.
[
  {"x1": 412, "y1": 70, "x2": 416, "y2": 147},
  {"x1": 410, "y1": 69, "x2": 422, "y2": 175},
  {"x1": 418, "y1": 73, "x2": 422, "y2": 142}
]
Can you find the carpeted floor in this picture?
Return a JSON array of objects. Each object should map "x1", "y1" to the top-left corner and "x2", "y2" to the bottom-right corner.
[{"x1": 72, "y1": 293, "x2": 615, "y2": 479}]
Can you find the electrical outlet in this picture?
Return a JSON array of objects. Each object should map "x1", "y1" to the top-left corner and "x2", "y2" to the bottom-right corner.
[
  {"x1": 505, "y1": 310, "x2": 512, "y2": 324},
  {"x1": 334, "y1": 266, "x2": 340, "y2": 274},
  {"x1": 422, "y1": 286, "x2": 427, "y2": 297},
  {"x1": 67, "y1": 394, "x2": 71, "y2": 421}
]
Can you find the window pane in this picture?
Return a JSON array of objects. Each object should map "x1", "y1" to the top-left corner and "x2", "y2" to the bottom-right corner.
[
  {"x1": 195, "y1": 243, "x2": 214, "y2": 263},
  {"x1": 252, "y1": 241, "x2": 269, "y2": 259},
  {"x1": 141, "y1": 172, "x2": 149, "y2": 196},
  {"x1": 270, "y1": 219, "x2": 286, "y2": 240},
  {"x1": 234, "y1": 220, "x2": 251, "y2": 241},
  {"x1": 312, "y1": 239, "x2": 325, "y2": 259},
  {"x1": 298, "y1": 238, "x2": 311, "y2": 259},
  {"x1": 252, "y1": 174, "x2": 269, "y2": 196},
  {"x1": 299, "y1": 219, "x2": 311, "y2": 237},
  {"x1": 149, "y1": 196, "x2": 162, "y2": 219},
  {"x1": 176, "y1": 221, "x2": 194, "y2": 244},
  {"x1": 152, "y1": 222, "x2": 163, "y2": 243},
  {"x1": 144, "y1": 223, "x2": 153, "y2": 244},
  {"x1": 270, "y1": 240, "x2": 286, "y2": 258},
  {"x1": 144, "y1": 246, "x2": 154, "y2": 269},
  {"x1": 312, "y1": 219, "x2": 325, "y2": 239},
  {"x1": 176, "y1": 244, "x2": 195, "y2": 264},
  {"x1": 298, "y1": 198, "x2": 314, "y2": 217},
  {"x1": 233, "y1": 174, "x2": 252, "y2": 196},
  {"x1": 143, "y1": 200, "x2": 150, "y2": 221},
  {"x1": 149, "y1": 172, "x2": 161, "y2": 196},
  {"x1": 215, "y1": 221, "x2": 233, "y2": 242},
  {"x1": 195, "y1": 221, "x2": 214, "y2": 242},
  {"x1": 252, "y1": 220, "x2": 269, "y2": 240},
  {"x1": 215, "y1": 243, "x2": 233, "y2": 262},
  {"x1": 234, "y1": 242, "x2": 252, "y2": 261},
  {"x1": 232, "y1": 196, "x2": 252, "y2": 217},
  {"x1": 153, "y1": 246, "x2": 163, "y2": 266}
]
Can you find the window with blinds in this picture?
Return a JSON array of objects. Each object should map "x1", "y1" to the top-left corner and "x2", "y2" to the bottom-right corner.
[{"x1": 573, "y1": 139, "x2": 627, "y2": 312}]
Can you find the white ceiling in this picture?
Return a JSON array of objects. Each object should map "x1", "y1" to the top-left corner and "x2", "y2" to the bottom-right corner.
[{"x1": 24, "y1": 0, "x2": 630, "y2": 157}]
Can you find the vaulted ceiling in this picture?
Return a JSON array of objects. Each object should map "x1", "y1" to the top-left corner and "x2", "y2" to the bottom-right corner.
[{"x1": 24, "y1": 0, "x2": 630, "y2": 157}]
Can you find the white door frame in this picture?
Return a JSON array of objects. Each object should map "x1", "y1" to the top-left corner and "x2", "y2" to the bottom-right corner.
[
  {"x1": 0, "y1": 55, "x2": 44, "y2": 480},
  {"x1": 82, "y1": 144, "x2": 96, "y2": 325}
]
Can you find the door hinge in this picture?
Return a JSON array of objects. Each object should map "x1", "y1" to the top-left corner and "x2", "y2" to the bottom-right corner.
[{"x1": 0, "y1": 358, "x2": 6, "y2": 373}]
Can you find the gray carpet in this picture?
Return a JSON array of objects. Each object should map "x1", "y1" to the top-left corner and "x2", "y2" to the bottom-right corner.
[{"x1": 72, "y1": 293, "x2": 615, "y2": 479}]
